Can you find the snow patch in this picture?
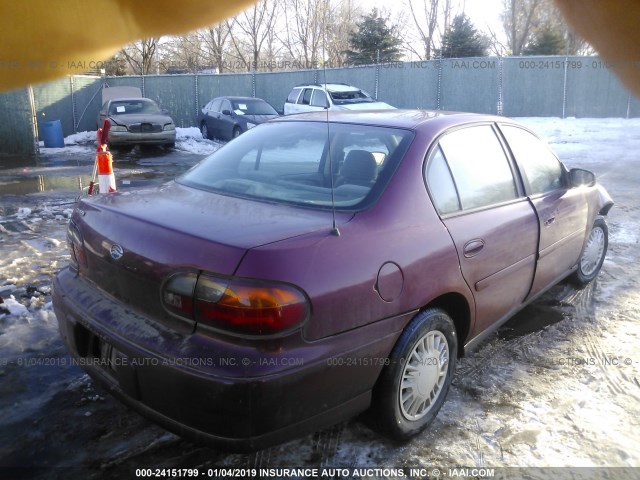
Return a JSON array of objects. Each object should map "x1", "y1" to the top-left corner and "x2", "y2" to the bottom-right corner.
[
  {"x1": 39, "y1": 127, "x2": 223, "y2": 156},
  {"x1": 1, "y1": 295, "x2": 29, "y2": 317}
]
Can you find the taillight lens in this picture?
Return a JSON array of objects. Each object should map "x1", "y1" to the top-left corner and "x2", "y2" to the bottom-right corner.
[{"x1": 162, "y1": 273, "x2": 309, "y2": 337}]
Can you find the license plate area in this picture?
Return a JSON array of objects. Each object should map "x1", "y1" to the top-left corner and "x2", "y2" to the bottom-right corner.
[{"x1": 90, "y1": 334, "x2": 119, "y2": 376}]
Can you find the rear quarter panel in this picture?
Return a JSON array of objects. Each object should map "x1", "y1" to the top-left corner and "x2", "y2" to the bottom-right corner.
[{"x1": 234, "y1": 128, "x2": 475, "y2": 341}]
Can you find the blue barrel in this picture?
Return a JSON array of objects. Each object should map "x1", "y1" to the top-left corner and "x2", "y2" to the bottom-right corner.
[{"x1": 40, "y1": 120, "x2": 65, "y2": 148}]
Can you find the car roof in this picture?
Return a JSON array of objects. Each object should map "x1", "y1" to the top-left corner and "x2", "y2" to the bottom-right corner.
[
  {"x1": 215, "y1": 96, "x2": 266, "y2": 102},
  {"x1": 271, "y1": 109, "x2": 514, "y2": 130},
  {"x1": 109, "y1": 97, "x2": 156, "y2": 103},
  {"x1": 295, "y1": 83, "x2": 360, "y2": 92}
]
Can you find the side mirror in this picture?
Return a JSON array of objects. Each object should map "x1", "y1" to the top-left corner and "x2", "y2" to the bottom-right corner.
[
  {"x1": 569, "y1": 168, "x2": 596, "y2": 188},
  {"x1": 161, "y1": 109, "x2": 170, "y2": 115},
  {"x1": 222, "y1": 109, "x2": 232, "y2": 116}
]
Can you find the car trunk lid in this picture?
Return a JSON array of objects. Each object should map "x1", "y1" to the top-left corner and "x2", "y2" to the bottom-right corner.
[{"x1": 71, "y1": 181, "x2": 346, "y2": 330}]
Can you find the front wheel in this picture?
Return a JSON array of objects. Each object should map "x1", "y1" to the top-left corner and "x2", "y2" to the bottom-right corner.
[
  {"x1": 201, "y1": 123, "x2": 210, "y2": 140},
  {"x1": 232, "y1": 126, "x2": 241, "y2": 139},
  {"x1": 572, "y1": 217, "x2": 608, "y2": 285},
  {"x1": 370, "y1": 308, "x2": 457, "y2": 440}
]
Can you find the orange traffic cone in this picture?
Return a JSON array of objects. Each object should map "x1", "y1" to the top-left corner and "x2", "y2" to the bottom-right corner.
[
  {"x1": 89, "y1": 118, "x2": 116, "y2": 194},
  {"x1": 97, "y1": 147, "x2": 116, "y2": 193}
]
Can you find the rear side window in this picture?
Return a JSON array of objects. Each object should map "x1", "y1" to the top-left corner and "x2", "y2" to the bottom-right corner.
[
  {"x1": 500, "y1": 125, "x2": 564, "y2": 195},
  {"x1": 438, "y1": 125, "x2": 518, "y2": 211},
  {"x1": 286, "y1": 88, "x2": 302, "y2": 103},
  {"x1": 426, "y1": 146, "x2": 461, "y2": 215}
]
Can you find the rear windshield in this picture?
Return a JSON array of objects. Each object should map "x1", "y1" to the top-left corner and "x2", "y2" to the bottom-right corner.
[{"x1": 178, "y1": 121, "x2": 413, "y2": 211}]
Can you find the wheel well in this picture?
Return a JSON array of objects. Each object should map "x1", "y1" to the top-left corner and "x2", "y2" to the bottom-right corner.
[
  {"x1": 599, "y1": 203, "x2": 613, "y2": 216},
  {"x1": 423, "y1": 293, "x2": 470, "y2": 358}
]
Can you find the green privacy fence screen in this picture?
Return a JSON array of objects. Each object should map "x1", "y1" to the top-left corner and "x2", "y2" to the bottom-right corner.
[{"x1": 1, "y1": 56, "x2": 638, "y2": 155}]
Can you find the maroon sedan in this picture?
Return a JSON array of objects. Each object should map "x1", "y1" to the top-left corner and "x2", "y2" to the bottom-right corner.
[{"x1": 53, "y1": 110, "x2": 613, "y2": 450}]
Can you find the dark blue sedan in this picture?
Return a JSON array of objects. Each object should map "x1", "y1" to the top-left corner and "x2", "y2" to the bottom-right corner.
[{"x1": 198, "y1": 96, "x2": 279, "y2": 141}]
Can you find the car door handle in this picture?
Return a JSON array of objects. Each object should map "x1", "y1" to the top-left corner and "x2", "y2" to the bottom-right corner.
[
  {"x1": 544, "y1": 216, "x2": 556, "y2": 226},
  {"x1": 463, "y1": 239, "x2": 485, "y2": 258}
]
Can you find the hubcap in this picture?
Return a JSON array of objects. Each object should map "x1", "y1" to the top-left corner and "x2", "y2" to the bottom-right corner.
[
  {"x1": 580, "y1": 226, "x2": 605, "y2": 276},
  {"x1": 400, "y1": 330, "x2": 449, "y2": 421},
  {"x1": 201, "y1": 125, "x2": 207, "y2": 138}
]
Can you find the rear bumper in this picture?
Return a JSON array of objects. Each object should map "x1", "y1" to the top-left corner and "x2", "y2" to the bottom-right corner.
[{"x1": 52, "y1": 267, "x2": 408, "y2": 451}]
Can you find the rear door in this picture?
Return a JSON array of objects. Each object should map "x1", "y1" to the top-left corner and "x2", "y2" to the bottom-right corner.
[
  {"x1": 284, "y1": 88, "x2": 303, "y2": 115},
  {"x1": 426, "y1": 124, "x2": 539, "y2": 336},
  {"x1": 499, "y1": 124, "x2": 589, "y2": 297}
]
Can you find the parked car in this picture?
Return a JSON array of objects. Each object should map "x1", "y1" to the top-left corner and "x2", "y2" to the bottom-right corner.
[
  {"x1": 53, "y1": 110, "x2": 612, "y2": 451},
  {"x1": 198, "y1": 96, "x2": 279, "y2": 141},
  {"x1": 97, "y1": 97, "x2": 176, "y2": 148},
  {"x1": 284, "y1": 83, "x2": 394, "y2": 115}
]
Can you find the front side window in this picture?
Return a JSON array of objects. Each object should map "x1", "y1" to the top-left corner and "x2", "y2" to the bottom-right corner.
[
  {"x1": 179, "y1": 122, "x2": 413, "y2": 211},
  {"x1": 220, "y1": 99, "x2": 232, "y2": 113},
  {"x1": 210, "y1": 98, "x2": 222, "y2": 112},
  {"x1": 310, "y1": 90, "x2": 329, "y2": 108},
  {"x1": 439, "y1": 125, "x2": 518, "y2": 210},
  {"x1": 300, "y1": 89, "x2": 313, "y2": 105},
  {"x1": 500, "y1": 125, "x2": 564, "y2": 195}
]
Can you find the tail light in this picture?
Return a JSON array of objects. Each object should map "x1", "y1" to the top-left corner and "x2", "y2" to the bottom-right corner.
[
  {"x1": 67, "y1": 221, "x2": 88, "y2": 271},
  {"x1": 162, "y1": 272, "x2": 309, "y2": 337}
]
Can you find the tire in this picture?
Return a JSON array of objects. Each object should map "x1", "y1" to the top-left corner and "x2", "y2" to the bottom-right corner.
[
  {"x1": 201, "y1": 123, "x2": 210, "y2": 140},
  {"x1": 370, "y1": 308, "x2": 457, "y2": 440},
  {"x1": 232, "y1": 126, "x2": 241, "y2": 139},
  {"x1": 165, "y1": 142, "x2": 175, "y2": 149},
  {"x1": 572, "y1": 217, "x2": 608, "y2": 285}
]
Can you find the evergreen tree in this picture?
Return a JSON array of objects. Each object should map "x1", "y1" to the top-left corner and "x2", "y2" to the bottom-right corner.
[
  {"x1": 437, "y1": 14, "x2": 488, "y2": 58},
  {"x1": 344, "y1": 9, "x2": 402, "y2": 65},
  {"x1": 523, "y1": 25, "x2": 566, "y2": 55}
]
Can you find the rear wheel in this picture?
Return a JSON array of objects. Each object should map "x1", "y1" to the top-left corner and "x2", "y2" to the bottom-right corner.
[
  {"x1": 572, "y1": 217, "x2": 608, "y2": 285},
  {"x1": 370, "y1": 308, "x2": 457, "y2": 440}
]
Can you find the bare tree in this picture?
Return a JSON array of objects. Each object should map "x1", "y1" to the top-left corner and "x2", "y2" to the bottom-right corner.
[
  {"x1": 403, "y1": 0, "x2": 455, "y2": 60},
  {"x1": 164, "y1": 33, "x2": 203, "y2": 73},
  {"x1": 120, "y1": 38, "x2": 160, "y2": 75},
  {"x1": 405, "y1": 0, "x2": 440, "y2": 60},
  {"x1": 279, "y1": 0, "x2": 329, "y2": 69},
  {"x1": 324, "y1": 0, "x2": 360, "y2": 67},
  {"x1": 201, "y1": 23, "x2": 231, "y2": 72},
  {"x1": 227, "y1": 0, "x2": 279, "y2": 72}
]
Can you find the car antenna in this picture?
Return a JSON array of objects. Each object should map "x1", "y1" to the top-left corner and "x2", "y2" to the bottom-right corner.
[{"x1": 322, "y1": 35, "x2": 340, "y2": 237}]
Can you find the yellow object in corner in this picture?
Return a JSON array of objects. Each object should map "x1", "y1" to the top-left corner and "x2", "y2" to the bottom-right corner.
[{"x1": 0, "y1": 0, "x2": 256, "y2": 91}]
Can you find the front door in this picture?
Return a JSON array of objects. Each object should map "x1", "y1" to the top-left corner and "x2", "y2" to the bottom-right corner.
[{"x1": 498, "y1": 124, "x2": 589, "y2": 298}]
